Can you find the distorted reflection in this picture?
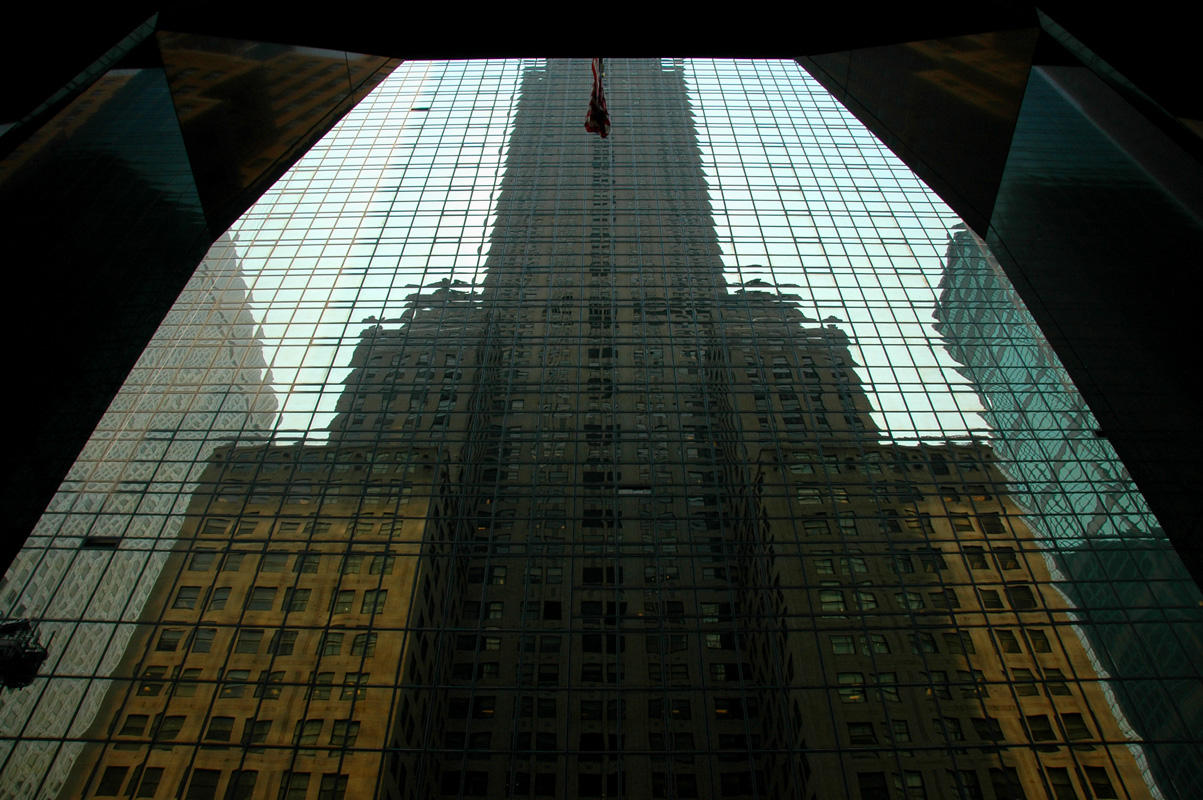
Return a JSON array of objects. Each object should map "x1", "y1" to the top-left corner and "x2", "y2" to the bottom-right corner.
[{"x1": 1, "y1": 59, "x2": 1199, "y2": 800}]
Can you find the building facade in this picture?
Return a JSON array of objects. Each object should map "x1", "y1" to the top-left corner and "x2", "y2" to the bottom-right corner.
[
  {"x1": 4, "y1": 58, "x2": 1200, "y2": 800},
  {"x1": 0, "y1": 235, "x2": 277, "y2": 798},
  {"x1": 935, "y1": 227, "x2": 1203, "y2": 797}
]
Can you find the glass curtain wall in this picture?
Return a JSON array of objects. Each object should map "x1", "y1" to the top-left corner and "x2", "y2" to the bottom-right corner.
[{"x1": 1, "y1": 58, "x2": 1200, "y2": 800}]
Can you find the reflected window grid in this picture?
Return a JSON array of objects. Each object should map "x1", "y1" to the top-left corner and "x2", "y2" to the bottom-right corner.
[{"x1": 0, "y1": 58, "x2": 1197, "y2": 800}]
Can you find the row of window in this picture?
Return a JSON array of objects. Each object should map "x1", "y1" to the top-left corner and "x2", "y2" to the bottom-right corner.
[
  {"x1": 184, "y1": 550, "x2": 398, "y2": 573},
  {"x1": 441, "y1": 695, "x2": 769, "y2": 723},
  {"x1": 855, "y1": 764, "x2": 1118, "y2": 800},
  {"x1": 436, "y1": 729, "x2": 763, "y2": 758},
  {"x1": 813, "y1": 582, "x2": 1039, "y2": 613},
  {"x1": 168, "y1": 586, "x2": 390, "y2": 615},
  {"x1": 439, "y1": 768, "x2": 759, "y2": 798},
  {"x1": 135, "y1": 667, "x2": 371, "y2": 701},
  {"x1": 117, "y1": 713, "x2": 361, "y2": 747},
  {"x1": 157, "y1": 626, "x2": 378, "y2": 657}
]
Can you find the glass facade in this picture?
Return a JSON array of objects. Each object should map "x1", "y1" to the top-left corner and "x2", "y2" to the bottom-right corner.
[{"x1": 2, "y1": 58, "x2": 1201, "y2": 800}]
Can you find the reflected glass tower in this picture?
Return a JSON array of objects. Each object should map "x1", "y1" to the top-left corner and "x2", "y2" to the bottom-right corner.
[
  {"x1": 936, "y1": 227, "x2": 1203, "y2": 798},
  {"x1": 3, "y1": 59, "x2": 1199, "y2": 800}
]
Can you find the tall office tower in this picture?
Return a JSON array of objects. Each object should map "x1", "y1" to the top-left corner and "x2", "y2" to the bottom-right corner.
[
  {"x1": 47, "y1": 59, "x2": 1167, "y2": 800},
  {"x1": 54, "y1": 293, "x2": 474, "y2": 800}
]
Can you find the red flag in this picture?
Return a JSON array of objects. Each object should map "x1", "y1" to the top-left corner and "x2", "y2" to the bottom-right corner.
[{"x1": 584, "y1": 58, "x2": 610, "y2": 138}]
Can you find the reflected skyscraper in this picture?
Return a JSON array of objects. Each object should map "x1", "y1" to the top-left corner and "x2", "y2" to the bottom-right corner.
[
  {"x1": 38, "y1": 59, "x2": 1174, "y2": 800},
  {"x1": 936, "y1": 227, "x2": 1203, "y2": 798},
  {"x1": 0, "y1": 234, "x2": 276, "y2": 797}
]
